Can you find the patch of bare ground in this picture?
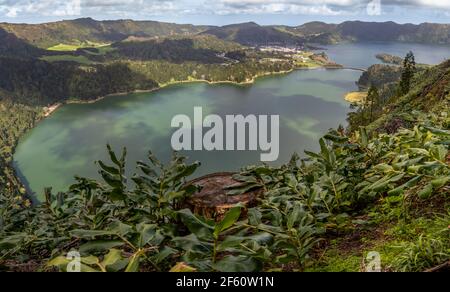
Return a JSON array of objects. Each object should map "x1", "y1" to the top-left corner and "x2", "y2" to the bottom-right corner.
[{"x1": 1, "y1": 260, "x2": 42, "y2": 272}]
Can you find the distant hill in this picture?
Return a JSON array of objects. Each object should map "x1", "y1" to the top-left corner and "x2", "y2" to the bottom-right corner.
[
  {"x1": 338, "y1": 21, "x2": 418, "y2": 42},
  {"x1": 293, "y1": 21, "x2": 450, "y2": 44},
  {"x1": 1, "y1": 18, "x2": 450, "y2": 49},
  {"x1": 0, "y1": 18, "x2": 210, "y2": 48},
  {"x1": 111, "y1": 35, "x2": 242, "y2": 63},
  {"x1": 202, "y1": 22, "x2": 304, "y2": 46},
  {"x1": 0, "y1": 28, "x2": 48, "y2": 59},
  {"x1": 292, "y1": 21, "x2": 338, "y2": 36}
]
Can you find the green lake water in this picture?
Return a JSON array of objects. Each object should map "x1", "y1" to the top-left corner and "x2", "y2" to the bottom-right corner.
[{"x1": 14, "y1": 68, "x2": 360, "y2": 199}]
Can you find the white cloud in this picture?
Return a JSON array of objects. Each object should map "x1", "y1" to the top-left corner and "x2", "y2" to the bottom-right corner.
[
  {"x1": 0, "y1": 0, "x2": 450, "y2": 19},
  {"x1": 5, "y1": 7, "x2": 18, "y2": 17},
  {"x1": 409, "y1": 0, "x2": 450, "y2": 9},
  {"x1": 0, "y1": 0, "x2": 81, "y2": 17}
]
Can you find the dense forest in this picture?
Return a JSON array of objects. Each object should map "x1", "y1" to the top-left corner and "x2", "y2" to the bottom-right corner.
[
  {"x1": 0, "y1": 31, "x2": 302, "y2": 106},
  {"x1": 0, "y1": 58, "x2": 158, "y2": 105},
  {"x1": 0, "y1": 99, "x2": 41, "y2": 196},
  {"x1": 0, "y1": 18, "x2": 209, "y2": 48}
]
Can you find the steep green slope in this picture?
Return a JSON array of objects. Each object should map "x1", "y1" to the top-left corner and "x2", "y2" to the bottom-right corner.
[
  {"x1": 0, "y1": 28, "x2": 48, "y2": 59},
  {"x1": 2, "y1": 18, "x2": 450, "y2": 49},
  {"x1": 202, "y1": 22, "x2": 304, "y2": 46},
  {"x1": 0, "y1": 99, "x2": 42, "y2": 196},
  {"x1": 108, "y1": 35, "x2": 243, "y2": 63},
  {"x1": 292, "y1": 21, "x2": 450, "y2": 45},
  {"x1": 370, "y1": 60, "x2": 450, "y2": 133},
  {"x1": 0, "y1": 18, "x2": 210, "y2": 48}
]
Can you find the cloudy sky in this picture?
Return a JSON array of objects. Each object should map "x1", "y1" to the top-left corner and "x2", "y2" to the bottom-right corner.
[{"x1": 0, "y1": 0, "x2": 449, "y2": 25}]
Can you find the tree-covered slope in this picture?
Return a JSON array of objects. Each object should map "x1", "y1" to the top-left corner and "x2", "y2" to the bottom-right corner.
[
  {"x1": 202, "y1": 22, "x2": 304, "y2": 46},
  {"x1": 0, "y1": 18, "x2": 210, "y2": 48},
  {"x1": 293, "y1": 21, "x2": 450, "y2": 45},
  {"x1": 0, "y1": 28, "x2": 49, "y2": 59}
]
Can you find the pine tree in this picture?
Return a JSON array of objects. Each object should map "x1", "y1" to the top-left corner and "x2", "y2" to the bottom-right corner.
[
  {"x1": 366, "y1": 85, "x2": 380, "y2": 123},
  {"x1": 399, "y1": 51, "x2": 416, "y2": 96}
]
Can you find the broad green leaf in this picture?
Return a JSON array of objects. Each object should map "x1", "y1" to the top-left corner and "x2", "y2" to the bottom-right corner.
[
  {"x1": 423, "y1": 126, "x2": 450, "y2": 136},
  {"x1": 232, "y1": 174, "x2": 258, "y2": 183},
  {"x1": 360, "y1": 127, "x2": 369, "y2": 147},
  {"x1": 136, "y1": 223, "x2": 164, "y2": 248},
  {"x1": 431, "y1": 145, "x2": 448, "y2": 162},
  {"x1": 418, "y1": 183, "x2": 433, "y2": 199},
  {"x1": 178, "y1": 209, "x2": 214, "y2": 240},
  {"x1": 153, "y1": 247, "x2": 178, "y2": 264},
  {"x1": 81, "y1": 256, "x2": 99, "y2": 266},
  {"x1": 79, "y1": 240, "x2": 124, "y2": 254},
  {"x1": 166, "y1": 191, "x2": 186, "y2": 202},
  {"x1": 287, "y1": 204, "x2": 303, "y2": 230},
  {"x1": 47, "y1": 256, "x2": 99, "y2": 272},
  {"x1": 101, "y1": 249, "x2": 124, "y2": 268},
  {"x1": 103, "y1": 249, "x2": 129, "y2": 272},
  {"x1": 106, "y1": 144, "x2": 121, "y2": 166},
  {"x1": 431, "y1": 176, "x2": 450, "y2": 189},
  {"x1": 324, "y1": 133, "x2": 348, "y2": 143},
  {"x1": 248, "y1": 208, "x2": 262, "y2": 226},
  {"x1": 408, "y1": 148, "x2": 430, "y2": 156},
  {"x1": 319, "y1": 138, "x2": 330, "y2": 162},
  {"x1": 388, "y1": 176, "x2": 422, "y2": 196},
  {"x1": 374, "y1": 163, "x2": 394, "y2": 173},
  {"x1": 125, "y1": 250, "x2": 144, "y2": 272},
  {"x1": 172, "y1": 234, "x2": 212, "y2": 252},
  {"x1": 136, "y1": 161, "x2": 158, "y2": 177},
  {"x1": 136, "y1": 223, "x2": 156, "y2": 248},
  {"x1": 213, "y1": 255, "x2": 260, "y2": 272},
  {"x1": 108, "y1": 221, "x2": 133, "y2": 237},
  {"x1": 96, "y1": 161, "x2": 120, "y2": 175},
  {"x1": 70, "y1": 229, "x2": 114, "y2": 239},
  {"x1": 226, "y1": 182, "x2": 261, "y2": 196},
  {"x1": 214, "y1": 205, "x2": 242, "y2": 238}
]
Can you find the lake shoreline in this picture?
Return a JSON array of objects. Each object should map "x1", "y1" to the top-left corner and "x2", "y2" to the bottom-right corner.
[
  {"x1": 17, "y1": 67, "x2": 364, "y2": 197},
  {"x1": 48, "y1": 65, "x2": 360, "y2": 116},
  {"x1": 63, "y1": 68, "x2": 305, "y2": 107}
]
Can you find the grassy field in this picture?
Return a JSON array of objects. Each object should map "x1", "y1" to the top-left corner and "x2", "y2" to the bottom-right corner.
[
  {"x1": 47, "y1": 41, "x2": 110, "y2": 52},
  {"x1": 40, "y1": 55, "x2": 95, "y2": 65},
  {"x1": 293, "y1": 52, "x2": 323, "y2": 68}
]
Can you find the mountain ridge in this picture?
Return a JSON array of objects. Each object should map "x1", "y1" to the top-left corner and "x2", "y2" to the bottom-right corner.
[{"x1": 2, "y1": 18, "x2": 450, "y2": 49}]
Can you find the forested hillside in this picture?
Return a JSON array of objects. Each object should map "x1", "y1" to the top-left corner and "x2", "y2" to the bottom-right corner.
[
  {"x1": 0, "y1": 18, "x2": 209, "y2": 48},
  {"x1": 0, "y1": 99, "x2": 41, "y2": 196},
  {"x1": 202, "y1": 22, "x2": 304, "y2": 46},
  {"x1": 2, "y1": 18, "x2": 450, "y2": 52},
  {"x1": 292, "y1": 21, "x2": 450, "y2": 45}
]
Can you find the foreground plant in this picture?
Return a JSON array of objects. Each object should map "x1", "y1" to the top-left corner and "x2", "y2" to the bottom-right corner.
[{"x1": 0, "y1": 111, "x2": 448, "y2": 272}]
